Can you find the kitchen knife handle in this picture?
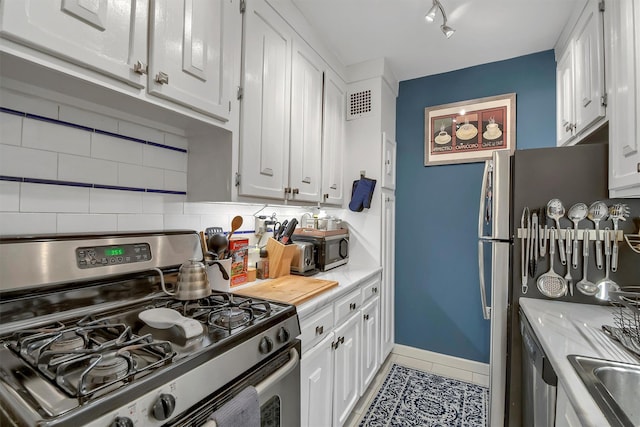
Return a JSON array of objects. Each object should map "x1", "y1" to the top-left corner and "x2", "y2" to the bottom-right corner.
[{"x1": 280, "y1": 218, "x2": 298, "y2": 244}]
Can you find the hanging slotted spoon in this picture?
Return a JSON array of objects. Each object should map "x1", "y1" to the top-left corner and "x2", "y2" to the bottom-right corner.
[
  {"x1": 608, "y1": 203, "x2": 629, "y2": 272},
  {"x1": 546, "y1": 199, "x2": 567, "y2": 266},
  {"x1": 587, "y1": 201, "x2": 608, "y2": 269},
  {"x1": 537, "y1": 227, "x2": 567, "y2": 298},
  {"x1": 567, "y1": 202, "x2": 588, "y2": 269}
]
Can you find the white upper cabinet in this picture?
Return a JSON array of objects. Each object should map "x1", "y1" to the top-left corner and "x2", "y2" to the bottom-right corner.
[
  {"x1": 607, "y1": 0, "x2": 640, "y2": 197},
  {"x1": 289, "y1": 39, "x2": 324, "y2": 202},
  {"x1": 556, "y1": 0, "x2": 606, "y2": 146},
  {"x1": 148, "y1": 0, "x2": 235, "y2": 122},
  {"x1": 239, "y1": 0, "x2": 292, "y2": 200},
  {"x1": 321, "y1": 69, "x2": 346, "y2": 205},
  {"x1": 0, "y1": 0, "x2": 147, "y2": 88},
  {"x1": 239, "y1": 0, "x2": 347, "y2": 204}
]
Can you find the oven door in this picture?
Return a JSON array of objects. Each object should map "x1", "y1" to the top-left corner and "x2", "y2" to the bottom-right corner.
[{"x1": 169, "y1": 340, "x2": 300, "y2": 427}]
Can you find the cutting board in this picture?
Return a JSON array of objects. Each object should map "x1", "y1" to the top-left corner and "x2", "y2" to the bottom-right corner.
[{"x1": 234, "y1": 275, "x2": 338, "y2": 306}]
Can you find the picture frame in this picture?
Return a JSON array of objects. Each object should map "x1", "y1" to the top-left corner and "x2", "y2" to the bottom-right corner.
[{"x1": 424, "y1": 93, "x2": 516, "y2": 166}]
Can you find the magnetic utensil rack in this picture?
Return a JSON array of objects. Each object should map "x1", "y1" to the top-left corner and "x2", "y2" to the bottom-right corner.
[{"x1": 516, "y1": 228, "x2": 625, "y2": 241}]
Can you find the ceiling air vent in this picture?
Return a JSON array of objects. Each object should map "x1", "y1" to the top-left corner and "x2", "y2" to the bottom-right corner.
[{"x1": 346, "y1": 89, "x2": 373, "y2": 120}]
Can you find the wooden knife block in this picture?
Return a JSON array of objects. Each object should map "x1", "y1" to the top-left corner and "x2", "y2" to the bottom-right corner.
[{"x1": 266, "y1": 238, "x2": 298, "y2": 278}]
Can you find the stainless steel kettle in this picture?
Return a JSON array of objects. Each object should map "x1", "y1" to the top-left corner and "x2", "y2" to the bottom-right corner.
[{"x1": 160, "y1": 257, "x2": 229, "y2": 300}]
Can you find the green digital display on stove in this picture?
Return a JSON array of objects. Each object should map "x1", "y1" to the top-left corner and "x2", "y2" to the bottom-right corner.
[{"x1": 105, "y1": 247, "x2": 124, "y2": 256}]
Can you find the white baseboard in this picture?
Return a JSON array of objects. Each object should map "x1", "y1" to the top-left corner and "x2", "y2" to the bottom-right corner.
[{"x1": 392, "y1": 344, "x2": 490, "y2": 376}]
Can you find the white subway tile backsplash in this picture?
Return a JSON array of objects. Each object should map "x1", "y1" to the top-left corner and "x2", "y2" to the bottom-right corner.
[
  {"x1": 59, "y1": 105, "x2": 119, "y2": 133},
  {"x1": 20, "y1": 183, "x2": 89, "y2": 213},
  {"x1": 162, "y1": 194, "x2": 186, "y2": 214},
  {"x1": 0, "y1": 144, "x2": 58, "y2": 179},
  {"x1": 144, "y1": 145, "x2": 187, "y2": 172},
  {"x1": 90, "y1": 188, "x2": 143, "y2": 214},
  {"x1": 183, "y1": 203, "x2": 229, "y2": 215},
  {"x1": 91, "y1": 132, "x2": 143, "y2": 165},
  {"x1": 59, "y1": 154, "x2": 118, "y2": 185},
  {"x1": 0, "y1": 212, "x2": 57, "y2": 235},
  {"x1": 142, "y1": 193, "x2": 166, "y2": 214},
  {"x1": 164, "y1": 170, "x2": 187, "y2": 192},
  {"x1": 0, "y1": 113, "x2": 22, "y2": 146},
  {"x1": 164, "y1": 214, "x2": 201, "y2": 231},
  {"x1": 22, "y1": 118, "x2": 91, "y2": 156},
  {"x1": 0, "y1": 88, "x2": 58, "y2": 120},
  {"x1": 199, "y1": 214, "x2": 231, "y2": 231},
  {"x1": 164, "y1": 133, "x2": 189, "y2": 150},
  {"x1": 117, "y1": 214, "x2": 164, "y2": 231},
  {"x1": 0, "y1": 181, "x2": 20, "y2": 212},
  {"x1": 118, "y1": 164, "x2": 164, "y2": 189},
  {"x1": 118, "y1": 121, "x2": 164, "y2": 145},
  {"x1": 57, "y1": 214, "x2": 117, "y2": 233}
]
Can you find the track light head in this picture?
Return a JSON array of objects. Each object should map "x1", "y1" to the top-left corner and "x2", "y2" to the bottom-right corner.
[
  {"x1": 441, "y1": 24, "x2": 455, "y2": 38},
  {"x1": 425, "y1": 3, "x2": 438, "y2": 22}
]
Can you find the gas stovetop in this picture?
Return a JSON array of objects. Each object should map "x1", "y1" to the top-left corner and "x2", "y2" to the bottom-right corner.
[{"x1": 0, "y1": 231, "x2": 300, "y2": 427}]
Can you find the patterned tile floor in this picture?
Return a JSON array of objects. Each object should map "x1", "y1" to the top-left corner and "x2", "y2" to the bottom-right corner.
[{"x1": 346, "y1": 353, "x2": 489, "y2": 427}]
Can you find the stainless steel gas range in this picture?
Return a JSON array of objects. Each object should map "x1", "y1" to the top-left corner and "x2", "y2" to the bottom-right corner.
[{"x1": 0, "y1": 231, "x2": 301, "y2": 427}]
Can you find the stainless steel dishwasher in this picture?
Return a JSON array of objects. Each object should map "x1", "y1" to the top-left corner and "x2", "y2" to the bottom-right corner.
[{"x1": 520, "y1": 309, "x2": 558, "y2": 427}]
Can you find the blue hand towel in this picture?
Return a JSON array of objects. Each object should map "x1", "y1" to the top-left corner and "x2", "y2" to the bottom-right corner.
[
  {"x1": 349, "y1": 177, "x2": 376, "y2": 212},
  {"x1": 209, "y1": 386, "x2": 259, "y2": 427}
]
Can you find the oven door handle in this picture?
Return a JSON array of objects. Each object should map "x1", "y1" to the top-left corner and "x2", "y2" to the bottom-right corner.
[
  {"x1": 255, "y1": 348, "x2": 299, "y2": 397},
  {"x1": 201, "y1": 348, "x2": 300, "y2": 427}
]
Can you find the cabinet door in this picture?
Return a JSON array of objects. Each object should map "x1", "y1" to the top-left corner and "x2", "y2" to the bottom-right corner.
[
  {"x1": 556, "y1": 44, "x2": 575, "y2": 146},
  {"x1": 555, "y1": 382, "x2": 582, "y2": 427},
  {"x1": 360, "y1": 297, "x2": 380, "y2": 394},
  {"x1": 381, "y1": 192, "x2": 395, "y2": 361},
  {"x1": 148, "y1": 0, "x2": 234, "y2": 121},
  {"x1": 301, "y1": 333, "x2": 334, "y2": 427},
  {"x1": 608, "y1": 0, "x2": 640, "y2": 197},
  {"x1": 321, "y1": 69, "x2": 346, "y2": 205},
  {"x1": 333, "y1": 312, "x2": 361, "y2": 427},
  {"x1": 0, "y1": 0, "x2": 147, "y2": 88},
  {"x1": 289, "y1": 39, "x2": 323, "y2": 202},
  {"x1": 573, "y1": 0, "x2": 605, "y2": 134},
  {"x1": 381, "y1": 132, "x2": 396, "y2": 190},
  {"x1": 239, "y1": 0, "x2": 292, "y2": 200}
]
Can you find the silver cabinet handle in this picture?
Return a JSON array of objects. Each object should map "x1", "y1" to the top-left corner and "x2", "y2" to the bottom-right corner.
[
  {"x1": 363, "y1": 314, "x2": 369, "y2": 320},
  {"x1": 155, "y1": 72, "x2": 169, "y2": 85},
  {"x1": 349, "y1": 302, "x2": 356, "y2": 310},
  {"x1": 315, "y1": 325, "x2": 324, "y2": 335},
  {"x1": 133, "y1": 61, "x2": 147, "y2": 75}
]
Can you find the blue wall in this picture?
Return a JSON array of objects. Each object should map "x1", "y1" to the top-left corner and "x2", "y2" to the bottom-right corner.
[{"x1": 395, "y1": 50, "x2": 557, "y2": 363}]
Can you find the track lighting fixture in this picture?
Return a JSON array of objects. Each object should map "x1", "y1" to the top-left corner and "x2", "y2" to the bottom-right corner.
[{"x1": 425, "y1": 0, "x2": 455, "y2": 38}]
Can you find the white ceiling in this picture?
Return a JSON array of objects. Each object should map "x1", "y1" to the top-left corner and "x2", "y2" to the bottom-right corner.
[{"x1": 290, "y1": 0, "x2": 584, "y2": 82}]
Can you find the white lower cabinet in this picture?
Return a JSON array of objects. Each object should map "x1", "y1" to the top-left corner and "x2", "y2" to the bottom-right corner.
[
  {"x1": 301, "y1": 332, "x2": 335, "y2": 427},
  {"x1": 333, "y1": 312, "x2": 361, "y2": 427},
  {"x1": 300, "y1": 274, "x2": 383, "y2": 427},
  {"x1": 555, "y1": 382, "x2": 581, "y2": 427},
  {"x1": 360, "y1": 297, "x2": 380, "y2": 393}
]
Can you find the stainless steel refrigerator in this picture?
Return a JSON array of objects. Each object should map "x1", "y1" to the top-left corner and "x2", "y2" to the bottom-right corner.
[{"x1": 477, "y1": 144, "x2": 640, "y2": 426}]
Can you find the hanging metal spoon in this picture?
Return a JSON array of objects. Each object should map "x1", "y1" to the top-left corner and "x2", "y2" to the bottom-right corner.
[
  {"x1": 595, "y1": 229, "x2": 620, "y2": 301},
  {"x1": 587, "y1": 201, "x2": 608, "y2": 270},
  {"x1": 546, "y1": 199, "x2": 567, "y2": 266},
  {"x1": 567, "y1": 203, "x2": 588, "y2": 269},
  {"x1": 576, "y1": 229, "x2": 597, "y2": 295}
]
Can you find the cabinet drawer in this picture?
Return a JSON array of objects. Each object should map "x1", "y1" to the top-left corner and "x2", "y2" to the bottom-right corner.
[
  {"x1": 300, "y1": 304, "x2": 334, "y2": 353},
  {"x1": 334, "y1": 289, "x2": 362, "y2": 324},
  {"x1": 361, "y1": 277, "x2": 381, "y2": 304}
]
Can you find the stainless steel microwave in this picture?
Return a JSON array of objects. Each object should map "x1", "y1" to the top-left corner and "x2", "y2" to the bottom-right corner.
[{"x1": 293, "y1": 231, "x2": 348, "y2": 271}]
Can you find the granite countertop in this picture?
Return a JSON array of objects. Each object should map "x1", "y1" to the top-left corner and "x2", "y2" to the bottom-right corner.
[
  {"x1": 519, "y1": 298, "x2": 639, "y2": 427},
  {"x1": 233, "y1": 263, "x2": 382, "y2": 320}
]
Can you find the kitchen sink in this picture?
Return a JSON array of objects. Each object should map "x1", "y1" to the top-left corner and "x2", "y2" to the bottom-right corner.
[{"x1": 568, "y1": 355, "x2": 640, "y2": 427}]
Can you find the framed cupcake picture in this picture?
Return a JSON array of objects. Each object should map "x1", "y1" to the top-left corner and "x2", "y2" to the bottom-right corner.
[{"x1": 424, "y1": 93, "x2": 516, "y2": 166}]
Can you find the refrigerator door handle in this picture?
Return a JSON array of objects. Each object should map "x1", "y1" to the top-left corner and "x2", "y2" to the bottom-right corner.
[
  {"x1": 478, "y1": 240, "x2": 491, "y2": 320},
  {"x1": 478, "y1": 160, "x2": 493, "y2": 240}
]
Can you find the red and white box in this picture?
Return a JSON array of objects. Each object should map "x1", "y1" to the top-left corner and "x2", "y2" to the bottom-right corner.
[{"x1": 229, "y1": 237, "x2": 249, "y2": 287}]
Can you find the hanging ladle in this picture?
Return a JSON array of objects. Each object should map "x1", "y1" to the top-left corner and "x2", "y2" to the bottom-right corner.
[{"x1": 587, "y1": 201, "x2": 608, "y2": 270}]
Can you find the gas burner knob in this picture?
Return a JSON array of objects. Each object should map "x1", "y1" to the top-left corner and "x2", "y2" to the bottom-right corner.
[
  {"x1": 152, "y1": 393, "x2": 176, "y2": 421},
  {"x1": 276, "y1": 327, "x2": 290, "y2": 343},
  {"x1": 259, "y1": 336, "x2": 274, "y2": 354},
  {"x1": 111, "y1": 417, "x2": 134, "y2": 427}
]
